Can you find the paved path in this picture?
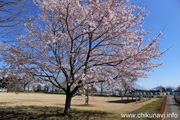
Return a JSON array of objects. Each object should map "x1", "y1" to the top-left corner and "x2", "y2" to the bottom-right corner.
[{"x1": 164, "y1": 95, "x2": 180, "y2": 120}]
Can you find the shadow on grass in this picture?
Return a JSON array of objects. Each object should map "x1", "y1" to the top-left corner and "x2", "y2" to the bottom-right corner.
[
  {"x1": 107, "y1": 99, "x2": 137, "y2": 104},
  {"x1": 0, "y1": 102, "x2": 11, "y2": 105},
  {"x1": 72, "y1": 104, "x2": 95, "y2": 107},
  {"x1": 55, "y1": 103, "x2": 95, "y2": 107},
  {"x1": 0, "y1": 106, "x2": 110, "y2": 120}
]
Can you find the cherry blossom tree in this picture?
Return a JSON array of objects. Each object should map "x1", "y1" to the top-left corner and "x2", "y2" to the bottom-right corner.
[{"x1": 0, "y1": 0, "x2": 167, "y2": 115}]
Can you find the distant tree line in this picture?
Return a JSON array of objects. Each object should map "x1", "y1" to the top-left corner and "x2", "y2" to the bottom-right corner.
[
  {"x1": 150, "y1": 86, "x2": 174, "y2": 93},
  {"x1": 0, "y1": 77, "x2": 61, "y2": 93}
]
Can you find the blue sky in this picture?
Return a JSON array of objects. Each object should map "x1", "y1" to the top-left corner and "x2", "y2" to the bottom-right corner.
[{"x1": 136, "y1": 0, "x2": 180, "y2": 89}]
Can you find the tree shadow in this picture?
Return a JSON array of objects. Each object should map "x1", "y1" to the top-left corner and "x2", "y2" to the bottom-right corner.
[
  {"x1": 0, "y1": 106, "x2": 64, "y2": 120},
  {"x1": 166, "y1": 98, "x2": 180, "y2": 108},
  {"x1": 72, "y1": 104, "x2": 95, "y2": 107},
  {"x1": 107, "y1": 99, "x2": 137, "y2": 104},
  {"x1": 174, "y1": 98, "x2": 180, "y2": 107},
  {"x1": 0, "y1": 102, "x2": 11, "y2": 105},
  {"x1": 0, "y1": 105, "x2": 109, "y2": 120},
  {"x1": 167, "y1": 103, "x2": 180, "y2": 107}
]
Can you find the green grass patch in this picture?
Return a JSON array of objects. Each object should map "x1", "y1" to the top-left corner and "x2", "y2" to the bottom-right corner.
[{"x1": 121, "y1": 97, "x2": 167, "y2": 120}]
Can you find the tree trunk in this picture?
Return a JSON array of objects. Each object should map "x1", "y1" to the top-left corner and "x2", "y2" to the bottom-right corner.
[
  {"x1": 85, "y1": 86, "x2": 89, "y2": 104},
  {"x1": 100, "y1": 83, "x2": 103, "y2": 96},
  {"x1": 63, "y1": 94, "x2": 72, "y2": 115},
  {"x1": 24, "y1": 85, "x2": 26, "y2": 92},
  {"x1": 85, "y1": 91, "x2": 89, "y2": 104}
]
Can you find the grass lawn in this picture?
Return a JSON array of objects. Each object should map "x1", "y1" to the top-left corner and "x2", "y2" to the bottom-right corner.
[{"x1": 0, "y1": 93, "x2": 159, "y2": 119}]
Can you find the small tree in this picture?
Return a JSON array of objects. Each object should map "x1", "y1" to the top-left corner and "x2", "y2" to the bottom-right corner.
[
  {"x1": 176, "y1": 86, "x2": 180, "y2": 92},
  {"x1": 0, "y1": 70, "x2": 20, "y2": 92},
  {"x1": 32, "y1": 85, "x2": 36, "y2": 92},
  {"x1": 166, "y1": 88, "x2": 173, "y2": 92},
  {"x1": 44, "y1": 84, "x2": 50, "y2": 92},
  {"x1": 82, "y1": 84, "x2": 97, "y2": 104},
  {"x1": 0, "y1": 0, "x2": 167, "y2": 115},
  {"x1": 36, "y1": 84, "x2": 42, "y2": 92},
  {"x1": 20, "y1": 75, "x2": 32, "y2": 92},
  {"x1": 50, "y1": 84, "x2": 55, "y2": 92},
  {"x1": 0, "y1": 78, "x2": 8, "y2": 88},
  {"x1": 156, "y1": 86, "x2": 165, "y2": 92}
]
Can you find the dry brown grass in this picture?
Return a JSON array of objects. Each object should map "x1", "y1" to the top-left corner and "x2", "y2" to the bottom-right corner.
[{"x1": 0, "y1": 92, "x2": 157, "y2": 114}]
